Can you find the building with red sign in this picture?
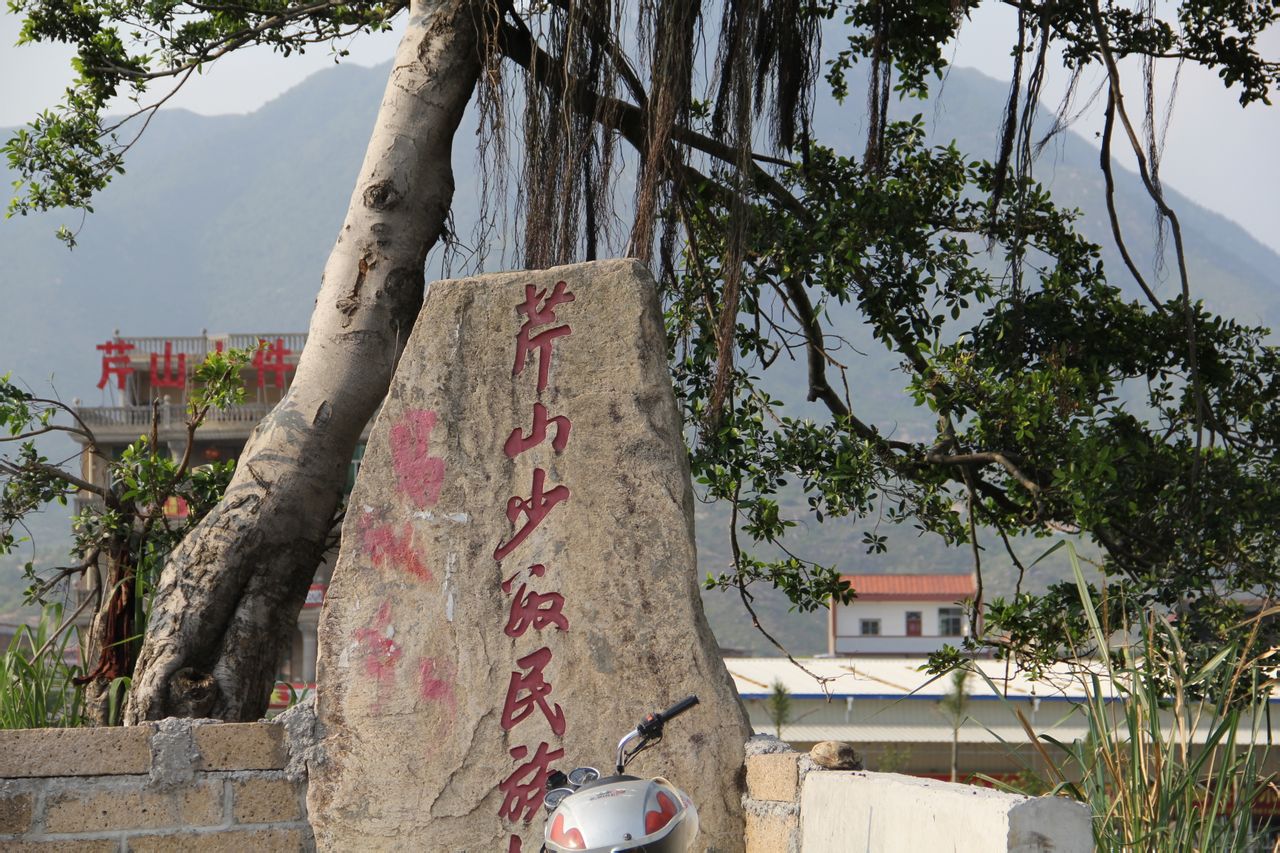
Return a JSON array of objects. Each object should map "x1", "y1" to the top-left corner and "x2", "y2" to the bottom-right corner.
[{"x1": 71, "y1": 332, "x2": 361, "y2": 700}]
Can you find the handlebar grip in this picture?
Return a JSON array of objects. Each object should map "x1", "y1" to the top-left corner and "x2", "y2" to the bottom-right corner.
[{"x1": 658, "y1": 695, "x2": 699, "y2": 723}]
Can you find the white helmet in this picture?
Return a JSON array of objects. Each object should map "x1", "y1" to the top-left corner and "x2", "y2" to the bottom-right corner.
[{"x1": 543, "y1": 776, "x2": 699, "y2": 853}]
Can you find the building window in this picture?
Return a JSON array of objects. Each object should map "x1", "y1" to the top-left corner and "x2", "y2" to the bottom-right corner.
[
  {"x1": 860, "y1": 619, "x2": 881, "y2": 636},
  {"x1": 905, "y1": 611, "x2": 922, "y2": 637},
  {"x1": 939, "y1": 607, "x2": 963, "y2": 636}
]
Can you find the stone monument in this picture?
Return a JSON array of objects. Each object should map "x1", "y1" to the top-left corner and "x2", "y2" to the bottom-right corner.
[{"x1": 310, "y1": 259, "x2": 752, "y2": 851}]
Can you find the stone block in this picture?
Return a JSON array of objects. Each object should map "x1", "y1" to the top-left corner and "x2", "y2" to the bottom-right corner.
[
  {"x1": 44, "y1": 780, "x2": 222, "y2": 833},
  {"x1": 125, "y1": 828, "x2": 306, "y2": 853},
  {"x1": 193, "y1": 724, "x2": 286, "y2": 771},
  {"x1": 311, "y1": 259, "x2": 753, "y2": 852},
  {"x1": 0, "y1": 789, "x2": 35, "y2": 834},
  {"x1": 0, "y1": 728, "x2": 151, "y2": 778},
  {"x1": 745, "y1": 752, "x2": 802, "y2": 802},
  {"x1": 745, "y1": 808, "x2": 798, "y2": 853},
  {"x1": 231, "y1": 776, "x2": 303, "y2": 824}
]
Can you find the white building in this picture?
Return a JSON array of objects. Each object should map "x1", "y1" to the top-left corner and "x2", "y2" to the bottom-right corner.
[
  {"x1": 727, "y1": 655, "x2": 1083, "y2": 777},
  {"x1": 725, "y1": 656, "x2": 1280, "y2": 786},
  {"x1": 828, "y1": 573, "x2": 977, "y2": 656}
]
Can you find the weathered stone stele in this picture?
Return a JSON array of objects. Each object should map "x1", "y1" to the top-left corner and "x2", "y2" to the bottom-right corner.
[{"x1": 310, "y1": 259, "x2": 752, "y2": 851}]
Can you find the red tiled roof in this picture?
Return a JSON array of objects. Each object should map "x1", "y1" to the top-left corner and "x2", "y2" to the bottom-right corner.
[{"x1": 842, "y1": 573, "x2": 977, "y2": 601}]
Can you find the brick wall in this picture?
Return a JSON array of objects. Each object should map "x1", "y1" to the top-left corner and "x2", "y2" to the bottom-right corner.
[
  {"x1": 3, "y1": 720, "x2": 1092, "y2": 851},
  {"x1": 0, "y1": 705, "x2": 317, "y2": 852}
]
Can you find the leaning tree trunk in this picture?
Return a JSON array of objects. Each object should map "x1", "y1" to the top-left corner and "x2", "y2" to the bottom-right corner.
[{"x1": 124, "y1": 0, "x2": 484, "y2": 723}]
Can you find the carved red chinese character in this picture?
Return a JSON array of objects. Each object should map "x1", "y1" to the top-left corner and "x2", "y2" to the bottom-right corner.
[
  {"x1": 501, "y1": 647, "x2": 566, "y2": 736},
  {"x1": 504, "y1": 402, "x2": 572, "y2": 459},
  {"x1": 504, "y1": 586, "x2": 568, "y2": 638},
  {"x1": 494, "y1": 469, "x2": 570, "y2": 561},
  {"x1": 149, "y1": 341, "x2": 186, "y2": 389},
  {"x1": 508, "y1": 836, "x2": 523, "y2": 853},
  {"x1": 501, "y1": 562, "x2": 547, "y2": 593},
  {"x1": 513, "y1": 281, "x2": 575, "y2": 392},
  {"x1": 96, "y1": 340, "x2": 135, "y2": 390},
  {"x1": 253, "y1": 337, "x2": 294, "y2": 389},
  {"x1": 498, "y1": 740, "x2": 565, "y2": 824}
]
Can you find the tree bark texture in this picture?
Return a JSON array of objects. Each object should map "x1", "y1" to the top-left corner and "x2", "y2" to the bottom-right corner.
[
  {"x1": 124, "y1": 0, "x2": 483, "y2": 723},
  {"x1": 80, "y1": 545, "x2": 137, "y2": 725}
]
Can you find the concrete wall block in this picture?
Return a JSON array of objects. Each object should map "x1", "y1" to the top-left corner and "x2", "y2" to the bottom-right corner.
[
  {"x1": 0, "y1": 729, "x2": 152, "y2": 778},
  {"x1": 745, "y1": 752, "x2": 802, "y2": 803},
  {"x1": 1, "y1": 788, "x2": 36, "y2": 834},
  {"x1": 43, "y1": 780, "x2": 224, "y2": 834},
  {"x1": 1007, "y1": 793, "x2": 1094, "y2": 853},
  {"x1": 193, "y1": 725, "x2": 286, "y2": 772},
  {"x1": 798, "y1": 771, "x2": 1093, "y2": 853},
  {"x1": 146, "y1": 720, "x2": 201, "y2": 789},
  {"x1": 124, "y1": 827, "x2": 308, "y2": 852},
  {"x1": 230, "y1": 776, "x2": 304, "y2": 824}
]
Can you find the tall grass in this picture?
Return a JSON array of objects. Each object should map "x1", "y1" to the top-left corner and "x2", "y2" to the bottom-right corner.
[
  {"x1": 0, "y1": 603, "x2": 87, "y2": 728},
  {"x1": 994, "y1": 546, "x2": 1277, "y2": 851}
]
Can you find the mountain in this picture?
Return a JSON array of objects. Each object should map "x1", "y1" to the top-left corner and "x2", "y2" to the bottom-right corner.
[{"x1": 2, "y1": 62, "x2": 1277, "y2": 651}]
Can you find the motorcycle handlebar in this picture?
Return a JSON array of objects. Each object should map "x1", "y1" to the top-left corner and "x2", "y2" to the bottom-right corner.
[
  {"x1": 637, "y1": 695, "x2": 699, "y2": 738},
  {"x1": 618, "y1": 695, "x2": 701, "y2": 773}
]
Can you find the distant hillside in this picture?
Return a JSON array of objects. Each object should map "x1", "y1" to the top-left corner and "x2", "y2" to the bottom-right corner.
[{"x1": 2, "y1": 62, "x2": 1276, "y2": 651}]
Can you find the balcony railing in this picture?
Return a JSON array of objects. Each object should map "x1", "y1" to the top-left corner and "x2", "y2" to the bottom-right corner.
[
  {"x1": 77, "y1": 402, "x2": 277, "y2": 428},
  {"x1": 116, "y1": 333, "x2": 307, "y2": 358}
]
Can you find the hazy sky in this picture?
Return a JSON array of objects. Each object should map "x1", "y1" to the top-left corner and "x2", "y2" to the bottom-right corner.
[{"x1": 1, "y1": 6, "x2": 1276, "y2": 253}]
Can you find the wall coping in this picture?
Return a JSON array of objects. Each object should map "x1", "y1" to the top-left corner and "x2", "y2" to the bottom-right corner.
[{"x1": 0, "y1": 698, "x2": 319, "y2": 781}]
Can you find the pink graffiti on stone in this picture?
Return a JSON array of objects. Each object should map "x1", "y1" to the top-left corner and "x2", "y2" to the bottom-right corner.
[
  {"x1": 361, "y1": 515, "x2": 432, "y2": 582},
  {"x1": 418, "y1": 657, "x2": 457, "y2": 711},
  {"x1": 353, "y1": 602, "x2": 401, "y2": 711},
  {"x1": 390, "y1": 409, "x2": 446, "y2": 508}
]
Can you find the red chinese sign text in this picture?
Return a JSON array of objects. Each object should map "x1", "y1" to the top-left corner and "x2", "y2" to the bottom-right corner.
[
  {"x1": 495, "y1": 280, "x2": 577, "y2": 848},
  {"x1": 253, "y1": 337, "x2": 294, "y2": 388},
  {"x1": 96, "y1": 340, "x2": 135, "y2": 390}
]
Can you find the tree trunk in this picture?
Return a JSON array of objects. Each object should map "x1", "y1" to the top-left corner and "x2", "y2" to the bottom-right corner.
[
  {"x1": 124, "y1": 0, "x2": 483, "y2": 723},
  {"x1": 80, "y1": 544, "x2": 138, "y2": 725}
]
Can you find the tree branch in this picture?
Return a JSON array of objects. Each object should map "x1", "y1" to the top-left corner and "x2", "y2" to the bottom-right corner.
[
  {"x1": 0, "y1": 459, "x2": 111, "y2": 501},
  {"x1": 496, "y1": 22, "x2": 800, "y2": 210},
  {"x1": 29, "y1": 548, "x2": 101, "y2": 601},
  {"x1": 0, "y1": 424, "x2": 93, "y2": 442},
  {"x1": 88, "y1": 1, "x2": 403, "y2": 83},
  {"x1": 1088, "y1": 0, "x2": 1204, "y2": 475},
  {"x1": 1098, "y1": 91, "x2": 1164, "y2": 313},
  {"x1": 727, "y1": 481, "x2": 837, "y2": 695},
  {"x1": 925, "y1": 451, "x2": 1042, "y2": 498}
]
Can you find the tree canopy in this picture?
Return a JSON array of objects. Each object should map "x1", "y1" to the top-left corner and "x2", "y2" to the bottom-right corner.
[{"x1": 4, "y1": 0, "x2": 1280, "y2": 713}]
